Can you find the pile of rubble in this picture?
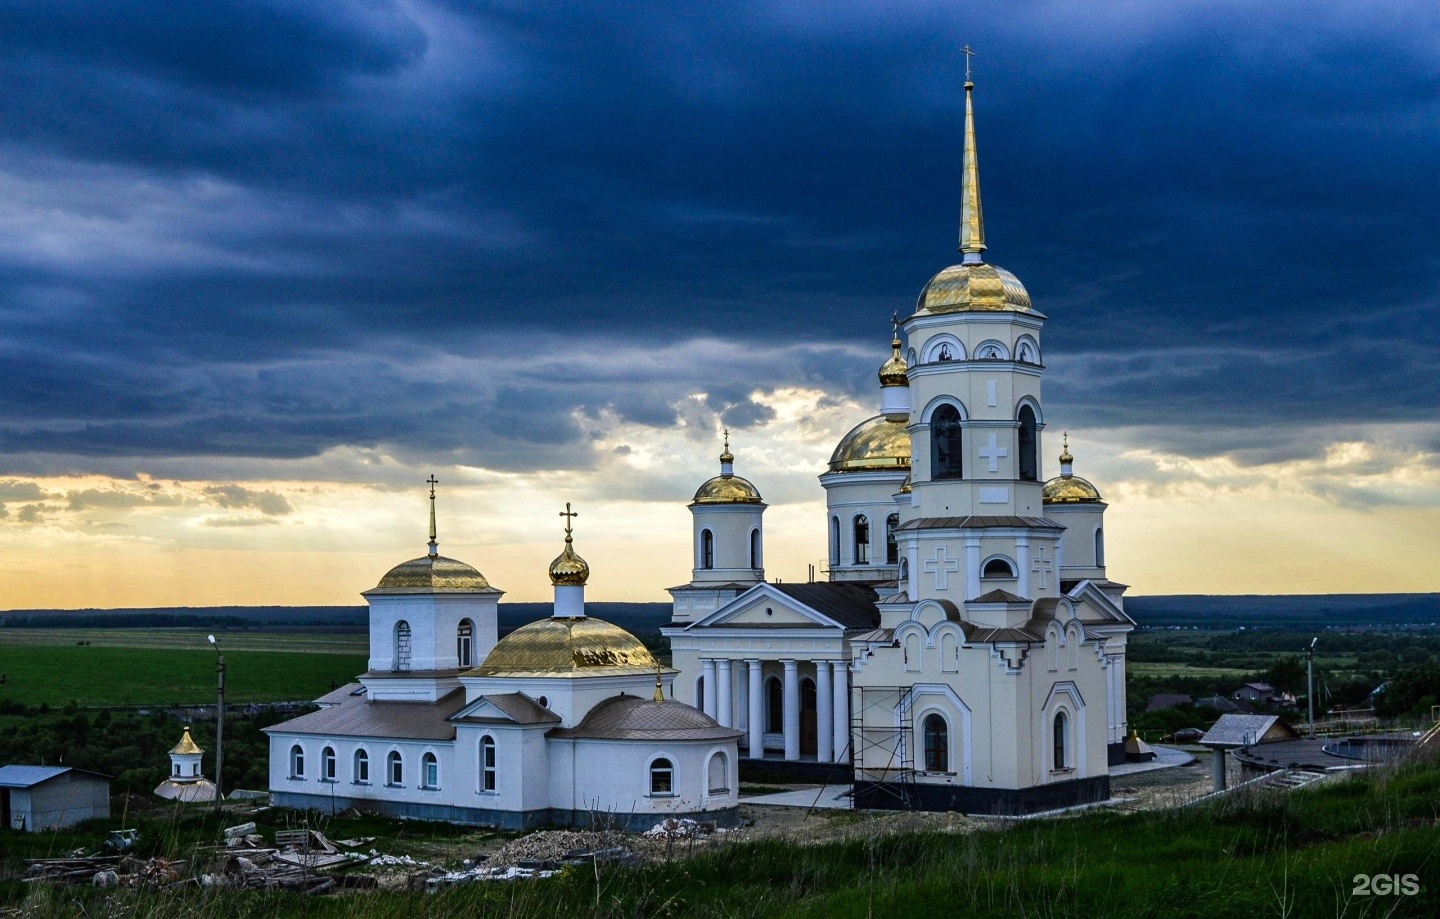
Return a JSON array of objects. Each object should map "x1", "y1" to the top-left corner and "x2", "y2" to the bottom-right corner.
[
  {"x1": 24, "y1": 856, "x2": 187, "y2": 890},
  {"x1": 642, "y1": 818, "x2": 718, "y2": 840}
]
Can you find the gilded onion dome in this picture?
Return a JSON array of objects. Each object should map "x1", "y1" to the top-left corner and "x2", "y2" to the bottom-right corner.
[
  {"x1": 1042, "y1": 436, "x2": 1103, "y2": 504},
  {"x1": 878, "y1": 315, "x2": 909, "y2": 387},
  {"x1": 828, "y1": 415, "x2": 911, "y2": 473},
  {"x1": 916, "y1": 262, "x2": 1033, "y2": 314},
  {"x1": 692, "y1": 432, "x2": 763, "y2": 504},
  {"x1": 470, "y1": 616, "x2": 659, "y2": 677},
  {"x1": 371, "y1": 555, "x2": 492, "y2": 592},
  {"x1": 549, "y1": 503, "x2": 590, "y2": 586}
]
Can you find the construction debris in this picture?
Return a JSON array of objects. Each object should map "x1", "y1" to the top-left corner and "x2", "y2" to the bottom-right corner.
[
  {"x1": 24, "y1": 856, "x2": 187, "y2": 889},
  {"x1": 643, "y1": 817, "x2": 717, "y2": 840}
]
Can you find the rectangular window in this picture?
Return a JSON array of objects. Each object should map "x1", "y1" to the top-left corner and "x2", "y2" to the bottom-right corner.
[
  {"x1": 482, "y1": 742, "x2": 497, "y2": 792},
  {"x1": 424, "y1": 760, "x2": 438, "y2": 789}
]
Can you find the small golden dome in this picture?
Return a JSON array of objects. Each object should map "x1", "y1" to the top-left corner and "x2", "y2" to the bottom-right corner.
[
  {"x1": 1058, "y1": 431, "x2": 1074, "y2": 465},
  {"x1": 878, "y1": 341, "x2": 909, "y2": 387},
  {"x1": 371, "y1": 555, "x2": 492, "y2": 593},
  {"x1": 170, "y1": 726, "x2": 203, "y2": 756},
  {"x1": 470, "y1": 617, "x2": 658, "y2": 677},
  {"x1": 1042, "y1": 474, "x2": 1102, "y2": 504},
  {"x1": 549, "y1": 537, "x2": 590, "y2": 586},
  {"x1": 916, "y1": 262, "x2": 1032, "y2": 314},
  {"x1": 692, "y1": 474, "x2": 763, "y2": 505},
  {"x1": 829, "y1": 415, "x2": 911, "y2": 473}
]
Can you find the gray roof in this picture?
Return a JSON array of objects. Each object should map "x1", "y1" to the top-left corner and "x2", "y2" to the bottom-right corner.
[
  {"x1": 1145, "y1": 693, "x2": 1193, "y2": 712},
  {"x1": 971, "y1": 589, "x2": 1028, "y2": 604},
  {"x1": 451, "y1": 692, "x2": 561, "y2": 726},
  {"x1": 264, "y1": 684, "x2": 467, "y2": 741},
  {"x1": 896, "y1": 515, "x2": 1063, "y2": 531},
  {"x1": 0, "y1": 765, "x2": 111, "y2": 788},
  {"x1": 551, "y1": 695, "x2": 743, "y2": 742},
  {"x1": 770, "y1": 582, "x2": 881, "y2": 630},
  {"x1": 1200, "y1": 714, "x2": 1297, "y2": 748}
]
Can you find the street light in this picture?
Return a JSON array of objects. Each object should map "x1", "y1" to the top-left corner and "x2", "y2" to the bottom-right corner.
[
  {"x1": 1307, "y1": 637, "x2": 1317, "y2": 739},
  {"x1": 207, "y1": 634, "x2": 225, "y2": 815}
]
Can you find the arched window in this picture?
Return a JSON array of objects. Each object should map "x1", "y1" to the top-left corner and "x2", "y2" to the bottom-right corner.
[
  {"x1": 354, "y1": 749, "x2": 370, "y2": 784},
  {"x1": 1095, "y1": 528, "x2": 1106, "y2": 567},
  {"x1": 982, "y1": 557, "x2": 1016, "y2": 579},
  {"x1": 932, "y1": 405, "x2": 963, "y2": 479},
  {"x1": 1017, "y1": 339, "x2": 1037, "y2": 364},
  {"x1": 480, "y1": 736, "x2": 497, "y2": 792},
  {"x1": 393, "y1": 620, "x2": 412, "y2": 672},
  {"x1": 289, "y1": 744, "x2": 305, "y2": 779},
  {"x1": 457, "y1": 619, "x2": 474, "y2": 669},
  {"x1": 421, "y1": 752, "x2": 439, "y2": 789},
  {"x1": 853, "y1": 515, "x2": 870, "y2": 565},
  {"x1": 322, "y1": 746, "x2": 337, "y2": 782},
  {"x1": 766, "y1": 677, "x2": 783, "y2": 732},
  {"x1": 923, "y1": 714, "x2": 949, "y2": 772},
  {"x1": 830, "y1": 517, "x2": 840, "y2": 565},
  {"x1": 1018, "y1": 406, "x2": 1038, "y2": 481},
  {"x1": 885, "y1": 514, "x2": 899, "y2": 565},
  {"x1": 649, "y1": 757, "x2": 674, "y2": 795},
  {"x1": 750, "y1": 528, "x2": 761, "y2": 569},
  {"x1": 700, "y1": 529, "x2": 714, "y2": 570},
  {"x1": 801, "y1": 678, "x2": 816, "y2": 713},
  {"x1": 1053, "y1": 711, "x2": 1069, "y2": 770},
  {"x1": 899, "y1": 557, "x2": 909, "y2": 582},
  {"x1": 387, "y1": 750, "x2": 403, "y2": 786},
  {"x1": 707, "y1": 752, "x2": 729, "y2": 794}
]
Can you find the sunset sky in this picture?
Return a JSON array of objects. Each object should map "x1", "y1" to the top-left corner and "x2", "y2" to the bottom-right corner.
[{"x1": 1, "y1": 0, "x2": 1437, "y2": 608}]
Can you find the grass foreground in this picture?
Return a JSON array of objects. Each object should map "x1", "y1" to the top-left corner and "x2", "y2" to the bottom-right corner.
[{"x1": 5, "y1": 748, "x2": 1440, "y2": 917}]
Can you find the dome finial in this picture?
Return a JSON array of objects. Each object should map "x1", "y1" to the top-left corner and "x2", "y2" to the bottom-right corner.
[
  {"x1": 958, "y1": 46, "x2": 985, "y2": 264},
  {"x1": 653, "y1": 664, "x2": 665, "y2": 702},
  {"x1": 426, "y1": 474, "x2": 439, "y2": 557},
  {"x1": 1059, "y1": 432, "x2": 1074, "y2": 471},
  {"x1": 879, "y1": 312, "x2": 909, "y2": 389},
  {"x1": 549, "y1": 503, "x2": 590, "y2": 588},
  {"x1": 719, "y1": 428, "x2": 735, "y2": 475}
]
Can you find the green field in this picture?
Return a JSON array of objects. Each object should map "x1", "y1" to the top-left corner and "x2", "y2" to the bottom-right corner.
[
  {"x1": 0, "y1": 628, "x2": 367, "y2": 654},
  {"x1": 0, "y1": 643, "x2": 368, "y2": 706}
]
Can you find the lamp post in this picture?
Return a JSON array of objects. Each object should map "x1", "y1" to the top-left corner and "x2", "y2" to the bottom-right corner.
[
  {"x1": 207, "y1": 634, "x2": 225, "y2": 815},
  {"x1": 1307, "y1": 637, "x2": 1317, "y2": 739}
]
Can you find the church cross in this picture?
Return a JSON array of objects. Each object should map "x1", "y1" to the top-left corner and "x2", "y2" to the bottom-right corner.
[
  {"x1": 559, "y1": 502, "x2": 578, "y2": 538},
  {"x1": 961, "y1": 44, "x2": 975, "y2": 81},
  {"x1": 978, "y1": 433, "x2": 1008, "y2": 473},
  {"x1": 427, "y1": 474, "x2": 438, "y2": 499},
  {"x1": 922, "y1": 545, "x2": 961, "y2": 591},
  {"x1": 1031, "y1": 544, "x2": 1053, "y2": 591}
]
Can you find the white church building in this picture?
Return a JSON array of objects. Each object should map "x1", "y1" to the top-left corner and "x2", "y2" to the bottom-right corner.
[
  {"x1": 265, "y1": 499, "x2": 741, "y2": 829},
  {"x1": 662, "y1": 78, "x2": 1134, "y2": 813}
]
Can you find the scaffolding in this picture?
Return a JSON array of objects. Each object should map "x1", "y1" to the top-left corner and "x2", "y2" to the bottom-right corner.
[{"x1": 849, "y1": 685, "x2": 917, "y2": 809}]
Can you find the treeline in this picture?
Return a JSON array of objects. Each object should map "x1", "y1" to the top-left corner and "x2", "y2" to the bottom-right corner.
[
  {"x1": 0, "y1": 613, "x2": 255, "y2": 630},
  {"x1": 1127, "y1": 593, "x2": 1440, "y2": 628}
]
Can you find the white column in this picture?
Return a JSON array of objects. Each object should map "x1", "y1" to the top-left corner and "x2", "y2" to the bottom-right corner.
[
  {"x1": 734, "y1": 660, "x2": 748, "y2": 732},
  {"x1": 815, "y1": 661, "x2": 833, "y2": 763},
  {"x1": 964, "y1": 537, "x2": 982, "y2": 600},
  {"x1": 782, "y1": 660, "x2": 800, "y2": 761},
  {"x1": 747, "y1": 659, "x2": 763, "y2": 758},
  {"x1": 1016, "y1": 537, "x2": 1032, "y2": 598},
  {"x1": 831, "y1": 661, "x2": 849, "y2": 763},
  {"x1": 701, "y1": 658, "x2": 717, "y2": 718},
  {"x1": 716, "y1": 658, "x2": 733, "y2": 727}
]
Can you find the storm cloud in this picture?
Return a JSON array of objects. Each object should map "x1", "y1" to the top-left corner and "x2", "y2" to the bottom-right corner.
[{"x1": 0, "y1": 0, "x2": 1435, "y2": 475}]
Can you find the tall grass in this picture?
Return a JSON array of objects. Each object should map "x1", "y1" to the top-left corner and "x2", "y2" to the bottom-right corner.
[{"x1": 7, "y1": 751, "x2": 1439, "y2": 917}]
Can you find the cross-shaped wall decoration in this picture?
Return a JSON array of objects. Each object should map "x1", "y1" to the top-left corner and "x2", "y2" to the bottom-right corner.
[
  {"x1": 978, "y1": 433, "x2": 1008, "y2": 473},
  {"x1": 922, "y1": 545, "x2": 961, "y2": 591},
  {"x1": 1031, "y1": 544, "x2": 1053, "y2": 591}
]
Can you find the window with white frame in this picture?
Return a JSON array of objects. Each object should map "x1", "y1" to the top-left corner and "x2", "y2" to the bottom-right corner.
[
  {"x1": 322, "y1": 746, "x2": 336, "y2": 782},
  {"x1": 649, "y1": 757, "x2": 674, "y2": 795},
  {"x1": 421, "y1": 752, "x2": 439, "y2": 789},
  {"x1": 354, "y1": 749, "x2": 370, "y2": 784},
  {"x1": 480, "y1": 736, "x2": 497, "y2": 792},
  {"x1": 289, "y1": 744, "x2": 305, "y2": 779},
  {"x1": 387, "y1": 750, "x2": 403, "y2": 786}
]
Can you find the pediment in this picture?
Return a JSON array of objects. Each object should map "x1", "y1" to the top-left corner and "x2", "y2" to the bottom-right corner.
[
  {"x1": 1065, "y1": 580, "x2": 1135, "y2": 626},
  {"x1": 686, "y1": 583, "x2": 848, "y2": 631}
]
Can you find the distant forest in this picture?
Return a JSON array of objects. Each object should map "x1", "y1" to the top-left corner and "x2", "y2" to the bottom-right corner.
[{"x1": 2, "y1": 594, "x2": 1439, "y2": 632}]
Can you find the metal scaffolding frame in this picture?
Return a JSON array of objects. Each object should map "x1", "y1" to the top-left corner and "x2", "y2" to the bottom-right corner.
[{"x1": 849, "y1": 684, "x2": 917, "y2": 809}]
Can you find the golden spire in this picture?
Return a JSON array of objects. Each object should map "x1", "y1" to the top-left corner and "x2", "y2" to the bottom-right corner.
[
  {"x1": 878, "y1": 312, "x2": 909, "y2": 387},
  {"x1": 170, "y1": 725, "x2": 203, "y2": 756},
  {"x1": 1059, "y1": 432, "x2": 1074, "y2": 470},
  {"x1": 426, "y1": 474, "x2": 439, "y2": 556},
  {"x1": 653, "y1": 664, "x2": 665, "y2": 702},
  {"x1": 958, "y1": 46, "x2": 985, "y2": 263},
  {"x1": 719, "y1": 427, "x2": 734, "y2": 467},
  {"x1": 549, "y1": 502, "x2": 590, "y2": 586}
]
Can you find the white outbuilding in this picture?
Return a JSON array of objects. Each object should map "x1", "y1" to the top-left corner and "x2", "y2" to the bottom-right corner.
[{"x1": 0, "y1": 765, "x2": 111, "y2": 832}]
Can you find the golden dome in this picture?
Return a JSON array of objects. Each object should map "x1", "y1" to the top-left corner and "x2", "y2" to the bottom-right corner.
[
  {"x1": 370, "y1": 555, "x2": 492, "y2": 593},
  {"x1": 1042, "y1": 474, "x2": 1103, "y2": 504},
  {"x1": 692, "y1": 474, "x2": 763, "y2": 505},
  {"x1": 916, "y1": 262, "x2": 1032, "y2": 314},
  {"x1": 879, "y1": 340, "x2": 908, "y2": 387},
  {"x1": 829, "y1": 415, "x2": 911, "y2": 473},
  {"x1": 549, "y1": 538, "x2": 590, "y2": 586},
  {"x1": 470, "y1": 617, "x2": 659, "y2": 678},
  {"x1": 170, "y1": 726, "x2": 203, "y2": 756}
]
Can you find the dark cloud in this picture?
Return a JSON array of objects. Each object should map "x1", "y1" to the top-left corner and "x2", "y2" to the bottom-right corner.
[
  {"x1": 202, "y1": 484, "x2": 292, "y2": 516},
  {"x1": 0, "y1": 0, "x2": 1434, "y2": 472}
]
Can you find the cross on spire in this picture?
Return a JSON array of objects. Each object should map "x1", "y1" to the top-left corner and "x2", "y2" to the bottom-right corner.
[
  {"x1": 961, "y1": 43, "x2": 975, "y2": 82},
  {"x1": 426, "y1": 474, "x2": 439, "y2": 555},
  {"x1": 559, "y1": 502, "x2": 578, "y2": 540}
]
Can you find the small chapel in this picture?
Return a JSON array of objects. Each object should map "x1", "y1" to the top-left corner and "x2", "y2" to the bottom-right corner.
[
  {"x1": 264, "y1": 496, "x2": 741, "y2": 829},
  {"x1": 663, "y1": 77, "x2": 1134, "y2": 813}
]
